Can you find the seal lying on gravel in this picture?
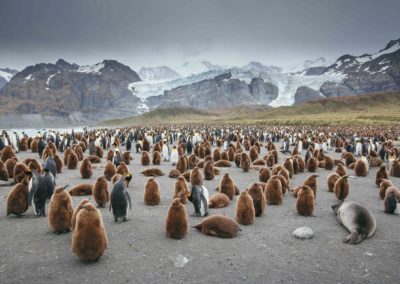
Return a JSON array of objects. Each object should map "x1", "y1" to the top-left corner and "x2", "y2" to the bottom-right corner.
[{"x1": 331, "y1": 201, "x2": 376, "y2": 244}]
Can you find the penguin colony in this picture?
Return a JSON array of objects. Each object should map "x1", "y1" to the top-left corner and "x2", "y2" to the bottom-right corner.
[{"x1": 2, "y1": 126, "x2": 400, "y2": 265}]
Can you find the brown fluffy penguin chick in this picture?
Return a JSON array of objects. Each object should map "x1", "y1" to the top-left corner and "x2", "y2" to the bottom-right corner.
[
  {"x1": 327, "y1": 173, "x2": 340, "y2": 192},
  {"x1": 391, "y1": 160, "x2": 400, "y2": 177},
  {"x1": 1, "y1": 145, "x2": 15, "y2": 162},
  {"x1": 241, "y1": 152, "x2": 251, "y2": 172},
  {"x1": 13, "y1": 162, "x2": 30, "y2": 184},
  {"x1": 213, "y1": 148, "x2": 221, "y2": 162},
  {"x1": 152, "y1": 151, "x2": 161, "y2": 165},
  {"x1": 190, "y1": 167, "x2": 203, "y2": 186},
  {"x1": 122, "y1": 151, "x2": 132, "y2": 165},
  {"x1": 103, "y1": 161, "x2": 116, "y2": 181},
  {"x1": 208, "y1": 192, "x2": 230, "y2": 208},
  {"x1": 194, "y1": 215, "x2": 241, "y2": 238},
  {"x1": 28, "y1": 159, "x2": 42, "y2": 173},
  {"x1": 144, "y1": 178, "x2": 161, "y2": 205},
  {"x1": 80, "y1": 158, "x2": 93, "y2": 179},
  {"x1": 265, "y1": 176, "x2": 283, "y2": 205},
  {"x1": 63, "y1": 148, "x2": 72, "y2": 166},
  {"x1": 219, "y1": 173, "x2": 235, "y2": 200},
  {"x1": 87, "y1": 155, "x2": 101, "y2": 164},
  {"x1": 203, "y1": 161, "x2": 215, "y2": 180},
  {"x1": 174, "y1": 176, "x2": 189, "y2": 204},
  {"x1": 296, "y1": 185, "x2": 315, "y2": 216},
  {"x1": 0, "y1": 160, "x2": 8, "y2": 181},
  {"x1": 259, "y1": 167, "x2": 271, "y2": 183},
  {"x1": 176, "y1": 155, "x2": 188, "y2": 173},
  {"x1": 141, "y1": 151, "x2": 150, "y2": 166},
  {"x1": 249, "y1": 146, "x2": 258, "y2": 162},
  {"x1": 111, "y1": 174, "x2": 122, "y2": 185},
  {"x1": 354, "y1": 160, "x2": 368, "y2": 177},
  {"x1": 72, "y1": 202, "x2": 107, "y2": 261},
  {"x1": 384, "y1": 187, "x2": 400, "y2": 214},
  {"x1": 30, "y1": 139, "x2": 38, "y2": 152},
  {"x1": 67, "y1": 151, "x2": 78, "y2": 169},
  {"x1": 116, "y1": 162, "x2": 129, "y2": 175},
  {"x1": 220, "y1": 151, "x2": 229, "y2": 161},
  {"x1": 165, "y1": 198, "x2": 189, "y2": 239},
  {"x1": 283, "y1": 158, "x2": 294, "y2": 178},
  {"x1": 376, "y1": 165, "x2": 389, "y2": 186},
  {"x1": 214, "y1": 160, "x2": 231, "y2": 167},
  {"x1": 307, "y1": 157, "x2": 318, "y2": 172},
  {"x1": 235, "y1": 191, "x2": 255, "y2": 225},
  {"x1": 234, "y1": 152, "x2": 241, "y2": 168},
  {"x1": 342, "y1": 152, "x2": 356, "y2": 167},
  {"x1": 95, "y1": 146, "x2": 104, "y2": 158},
  {"x1": 304, "y1": 174, "x2": 318, "y2": 199},
  {"x1": 7, "y1": 173, "x2": 30, "y2": 217},
  {"x1": 106, "y1": 149, "x2": 114, "y2": 162},
  {"x1": 324, "y1": 156, "x2": 334, "y2": 170},
  {"x1": 379, "y1": 179, "x2": 394, "y2": 200},
  {"x1": 5, "y1": 157, "x2": 17, "y2": 178},
  {"x1": 334, "y1": 175, "x2": 350, "y2": 201},
  {"x1": 246, "y1": 183, "x2": 266, "y2": 216},
  {"x1": 53, "y1": 154, "x2": 62, "y2": 173},
  {"x1": 336, "y1": 164, "x2": 347, "y2": 177},
  {"x1": 92, "y1": 176, "x2": 110, "y2": 208},
  {"x1": 169, "y1": 169, "x2": 181, "y2": 178},
  {"x1": 49, "y1": 186, "x2": 74, "y2": 234},
  {"x1": 253, "y1": 159, "x2": 266, "y2": 166},
  {"x1": 188, "y1": 154, "x2": 197, "y2": 169},
  {"x1": 296, "y1": 156, "x2": 305, "y2": 172},
  {"x1": 74, "y1": 145, "x2": 84, "y2": 161},
  {"x1": 41, "y1": 147, "x2": 53, "y2": 160},
  {"x1": 68, "y1": 184, "x2": 93, "y2": 196}
]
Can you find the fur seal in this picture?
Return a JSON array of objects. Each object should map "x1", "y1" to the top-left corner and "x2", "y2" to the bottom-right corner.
[
  {"x1": 296, "y1": 185, "x2": 315, "y2": 216},
  {"x1": 110, "y1": 175, "x2": 132, "y2": 222},
  {"x1": 208, "y1": 192, "x2": 230, "y2": 208},
  {"x1": 72, "y1": 202, "x2": 107, "y2": 261},
  {"x1": 144, "y1": 178, "x2": 161, "y2": 205},
  {"x1": 93, "y1": 176, "x2": 110, "y2": 208},
  {"x1": 165, "y1": 198, "x2": 189, "y2": 239},
  {"x1": 331, "y1": 201, "x2": 376, "y2": 244},
  {"x1": 188, "y1": 185, "x2": 209, "y2": 217},
  {"x1": 194, "y1": 215, "x2": 241, "y2": 238},
  {"x1": 235, "y1": 191, "x2": 255, "y2": 225},
  {"x1": 246, "y1": 182, "x2": 266, "y2": 216},
  {"x1": 48, "y1": 186, "x2": 73, "y2": 234}
]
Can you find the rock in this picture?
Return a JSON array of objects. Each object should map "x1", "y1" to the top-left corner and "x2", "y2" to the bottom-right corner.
[
  {"x1": 173, "y1": 255, "x2": 188, "y2": 268},
  {"x1": 294, "y1": 86, "x2": 325, "y2": 104},
  {"x1": 292, "y1": 227, "x2": 314, "y2": 239}
]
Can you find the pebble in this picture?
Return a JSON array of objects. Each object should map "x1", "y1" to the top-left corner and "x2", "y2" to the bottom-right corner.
[{"x1": 292, "y1": 227, "x2": 314, "y2": 239}]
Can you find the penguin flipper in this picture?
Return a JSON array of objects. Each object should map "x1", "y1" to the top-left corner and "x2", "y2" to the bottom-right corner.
[{"x1": 125, "y1": 191, "x2": 132, "y2": 210}]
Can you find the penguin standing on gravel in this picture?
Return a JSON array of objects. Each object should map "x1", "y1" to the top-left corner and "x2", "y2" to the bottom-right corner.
[
  {"x1": 43, "y1": 156, "x2": 57, "y2": 179},
  {"x1": 188, "y1": 185, "x2": 209, "y2": 217},
  {"x1": 28, "y1": 170, "x2": 55, "y2": 216},
  {"x1": 110, "y1": 175, "x2": 132, "y2": 222}
]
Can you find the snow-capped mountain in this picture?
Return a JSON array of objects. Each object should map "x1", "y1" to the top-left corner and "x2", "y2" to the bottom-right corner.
[
  {"x1": 282, "y1": 57, "x2": 329, "y2": 73},
  {"x1": 138, "y1": 66, "x2": 181, "y2": 80},
  {"x1": 0, "y1": 68, "x2": 18, "y2": 89},
  {"x1": 173, "y1": 60, "x2": 223, "y2": 77}
]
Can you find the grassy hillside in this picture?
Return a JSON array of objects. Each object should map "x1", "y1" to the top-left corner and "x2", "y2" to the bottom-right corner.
[{"x1": 100, "y1": 92, "x2": 400, "y2": 127}]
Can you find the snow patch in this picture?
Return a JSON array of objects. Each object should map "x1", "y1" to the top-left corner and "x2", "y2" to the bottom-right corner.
[
  {"x1": 0, "y1": 70, "x2": 14, "y2": 81},
  {"x1": 76, "y1": 62, "x2": 104, "y2": 74},
  {"x1": 25, "y1": 74, "x2": 34, "y2": 81},
  {"x1": 46, "y1": 74, "x2": 56, "y2": 86}
]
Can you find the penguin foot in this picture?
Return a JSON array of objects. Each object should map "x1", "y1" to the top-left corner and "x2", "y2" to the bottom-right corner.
[
  {"x1": 122, "y1": 217, "x2": 129, "y2": 222},
  {"x1": 191, "y1": 212, "x2": 202, "y2": 217}
]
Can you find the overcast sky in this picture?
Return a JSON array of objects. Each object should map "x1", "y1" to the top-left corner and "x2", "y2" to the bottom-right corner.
[{"x1": 0, "y1": 0, "x2": 399, "y2": 71}]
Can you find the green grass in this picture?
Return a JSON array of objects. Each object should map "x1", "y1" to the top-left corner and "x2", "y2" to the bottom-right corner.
[{"x1": 100, "y1": 91, "x2": 400, "y2": 127}]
